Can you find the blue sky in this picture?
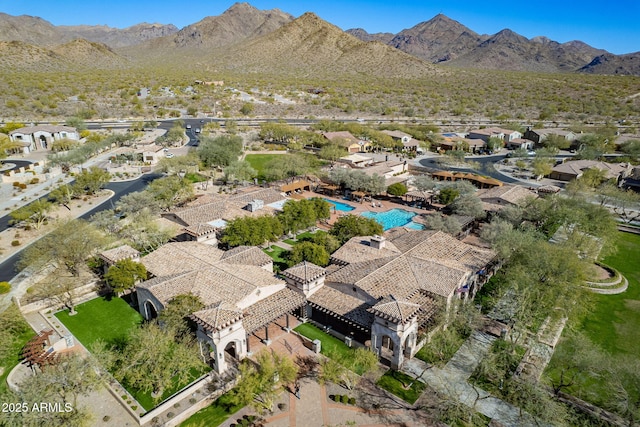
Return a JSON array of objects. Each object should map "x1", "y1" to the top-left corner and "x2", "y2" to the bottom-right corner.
[{"x1": 1, "y1": 1, "x2": 638, "y2": 54}]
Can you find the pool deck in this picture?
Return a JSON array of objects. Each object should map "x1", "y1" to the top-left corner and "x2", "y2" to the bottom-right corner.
[{"x1": 302, "y1": 191, "x2": 438, "y2": 229}]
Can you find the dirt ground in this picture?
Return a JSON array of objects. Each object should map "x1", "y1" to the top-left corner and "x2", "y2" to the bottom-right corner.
[{"x1": 0, "y1": 190, "x2": 113, "y2": 263}]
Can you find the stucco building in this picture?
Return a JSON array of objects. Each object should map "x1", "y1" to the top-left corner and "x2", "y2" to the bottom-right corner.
[
  {"x1": 134, "y1": 228, "x2": 496, "y2": 373},
  {"x1": 9, "y1": 125, "x2": 80, "y2": 153}
]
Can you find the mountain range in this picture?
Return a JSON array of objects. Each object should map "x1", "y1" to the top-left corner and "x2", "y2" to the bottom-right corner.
[{"x1": 0, "y1": 3, "x2": 638, "y2": 76}]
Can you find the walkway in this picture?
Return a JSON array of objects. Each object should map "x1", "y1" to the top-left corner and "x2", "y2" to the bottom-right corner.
[{"x1": 402, "y1": 331, "x2": 548, "y2": 427}]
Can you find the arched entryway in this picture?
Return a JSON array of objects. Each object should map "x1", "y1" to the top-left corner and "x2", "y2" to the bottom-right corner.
[
  {"x1": 224, "y1": 341, "x2": 237, "y2": 359},
  {"x1": 39, "y1": 135, "x2": 48, "y2": 149},
  {"x1": 144, "y1": 300, "x2": 158, "y2": 320}
]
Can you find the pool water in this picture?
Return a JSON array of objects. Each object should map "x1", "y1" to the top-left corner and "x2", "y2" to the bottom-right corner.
[
  {"x1": 361, "y1": 208, "x2": 424, "y2": 231},
  {"x1": 322, "y1": 198, "x2": 355, "y2": 212}
]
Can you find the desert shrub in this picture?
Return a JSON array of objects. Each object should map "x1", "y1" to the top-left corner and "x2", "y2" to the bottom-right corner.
[
  {"x1": 102, "y1": 415, "x2": 111, "y2": 422},
  {"x1": 341, "y1": 395, "x2": 348, "y2": 404},
  {"x1": 12, "y1": 182, "x2": 20, "y2": 187},
  {"x1": 348, "y1": 397, "x2": 356, "y2": 405},
  {"x1": 0, "y1": 282, "x2": 11, "y2": 294},
  {"x1": 30, "y1": 177, "x2": 39, "y2": 184},
  {"x1": 166, "y1": 412, "x2": 174, "y2": 419},
  {"x1": 11, "y1": 240, "x2": 20, "y2": 246}
]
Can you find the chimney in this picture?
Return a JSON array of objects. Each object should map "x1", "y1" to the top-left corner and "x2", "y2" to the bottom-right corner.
[{"x1": 370, "y1": 235, "x2": 386, "y2": 250}]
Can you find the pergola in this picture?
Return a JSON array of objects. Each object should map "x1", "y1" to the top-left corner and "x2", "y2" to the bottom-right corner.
[
  {"x1": 431, "y1": 171, "x2": 455, "y2": 181},
  {"x1": 318, "y1": 183, "x2": 340, "y2": 196},
  {"x1": 281, "y1": 180, "x2": 311, "y2": 194},
  {"x1": 350, "y1": 190, "x2": 367, "y2": 203},
  {"x1": 21, "y1": 330, "x2": 57, "y2": 370}
]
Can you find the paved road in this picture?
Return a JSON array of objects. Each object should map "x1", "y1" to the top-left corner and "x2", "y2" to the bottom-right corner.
[{"x1": 0, "y1": 174, "x2": 161, "y2": 282}]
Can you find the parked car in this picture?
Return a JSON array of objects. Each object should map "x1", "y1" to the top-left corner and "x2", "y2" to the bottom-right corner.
[{"x1": 165, "y1": 152, "x2": 174, "y2": 158}]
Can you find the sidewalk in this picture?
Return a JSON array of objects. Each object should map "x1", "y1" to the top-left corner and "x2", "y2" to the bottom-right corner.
[{"x1": 402, "y1": 331, "x2": 548, "y2": 427}]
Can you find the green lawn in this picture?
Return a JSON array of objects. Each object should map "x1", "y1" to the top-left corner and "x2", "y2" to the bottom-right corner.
[
  {"x1": 294, "y1": 323, "x2": 367, "y2": 374},
  {"x1": 244, "y1": 154, "x2": 287, "y2": 180},
  {"x1": 55, "y1": 296, "x2": 143, "y2": 348},
  {"x1": 543, "y1": 232, "x2": 640, "y2": 412},
  {"x1": 129, "y1": 366, "x2": 210, "y2": 412},
  {"x1": 283, "y1": 230, "x2": 326, "y2": 246},
  {"x1": 180, "y1": 390, "x2": 242, "y2": 427},
  {"x1": 263, "y1": 245, "x2": 290, "y2": 272},
  {"x1": 376, "y1": 370, "x2": 426, "y2": 404},
  {"x1": 581, "y1": 232, "x2": 640, "y2": 354}
]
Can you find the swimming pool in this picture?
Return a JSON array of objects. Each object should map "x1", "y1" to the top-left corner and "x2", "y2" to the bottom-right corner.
[
  {"x1": 361, "y1": 208, "x2": 424, "y2": 231},
  {"x1": 322, "y1": 198, "x2": 355, "y2": 212}
]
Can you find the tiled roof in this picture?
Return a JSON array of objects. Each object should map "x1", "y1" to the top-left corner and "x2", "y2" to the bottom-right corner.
[
  {"x1": 164, "y1": 187, "x2": 286, "y2": 229},
  {"x1": 308, "y1": 286, "x2": 374, "y2": 327},
  {"x1": 191, "y1": 302, "x2": 243, "y2": 332},
  {"x1": 183, "y1": 223, "x2": 217, "y2": 237},
  {"x1": 326, "y1": 257, "x2": 397, "y2": 285},
  {"x1": 551, "y1": 160, "x2": 628, "y2": 179},
  {"x1": 243, "y1": 287, "x2": 306, "y2": 333},
  {"x1": 407, "y1": 290, "x2": 440, "y2": 325},
  {"x1": 477, "y1": 185, "x2": 537, "y2": 206},
  {"x1": 386, "y1": 228, "x2": 438, "y2": 252},
  {"x1": 229, "y1": 187, "x2": 285, "y2": 206},
  {"x1": 99, "y1": 245, "x2": 140, "y2": 264},
  {"x1": 330, "y1": 236, "x2": 402, "y2": 265},
  {"x1": 220, "y1": 246, "x2": 273, "y2": 267},
  {"x1": 282, "y1": 261, "x2": 326, "y2": 284},
  {"x1": 322, "y1": 131, "x2": 361, "y2": 146},
  {"x1": 328, "y1": 230, "x2": 495, "y2": 299},
  {"x1": 137, "y1": 268, "x2": 259, "y2": 307},
  {"x1": 140, "y1": 242, "x2": 224, "y2": 277},
  {"x1": 9, "y1": 125, "x2": 77, "y2": 135},
  {"x1": 369, "y1": 295, "x2": 421, "y2": 323}
]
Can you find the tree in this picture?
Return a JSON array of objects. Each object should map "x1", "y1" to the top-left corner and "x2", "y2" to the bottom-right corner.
[
  {"x1": 230, "y1": 350, "x2": 298, "y2": 413},
  {"x1": 278, "y1": 198, "x2": 330, "y2": 234},
  {"x1": 18, "y1": 219, "x2": 106, "y2": 277},
  {"x1": 318, "y1": 144, "x2": 347, "y2": 162},
  {"x1": 387, "y1": 182, "x2": 408, "y2": 197},
  {"x1": 223, "y1": 160, "x2": 257, "y2": 183},
  {"x1": 307, "y1": 232, "x2": 341, "y2": 254},
  {"x1": 413, "y1": 175, "x2": 438, "y2": 192},
  {"x1": 486, "y1": 136, "x2": 504, "y2": 152},
  {"x1": 197, "y1": 134, "x2": 243, "y2": 168},
  {"x1": 579, "y1": 167, "x2": 608, "y2": 188},
  {"x1": 158, "y1": 294, "x2": 204, "y2": 337},
  {"x1": 329, "y1": 215, "x2": 383, "y2": 245},
  {"x1": 74, "y1": 166, "x2": 111, "y2": 195},
  {"x1": 95, "y1": 322, "x2": 206, "y2": 401},
  {"x1": 531, "y1": 157, "x2": 553, "y2": 178},
  {"x1": 423, "y1": 214, "x2": 462, "y2": 235},
  {"x1": 542, "y1": 133, "x2": 571, "y2": 150},
  {"x1": 104, "y1": 259, "x2": 147, "y2": 295},
  {"x1": 262, "y1": 154, "x2": 315, "y2": 181},
  {"x1": 121, "y1": 213, "x2": 175, "y2": 253},
  {"x1": 221, "y1": 216, "x2": 284, "y2": 247},
  {"x1": 3, "y1": 353, "x2": 100, "y2": 427},
  {"x1": 49, "y1": 184, "x2": 77, "y2": 210},
  {"x1": 438, "y1": 188, "x2": 459, "y2": 205},
  {"x1": 0, "y1": 133, "x2": 21, "y2": 160},
  {"x1": 115, "y1": 190, "x2": 161, "y2": 217},
  {"x1": 288, "y1": 242, "x2": 330, "y2": 267},
  {"x1": 9, "y1": 199, "x2": 53, "y2": 229},
  {"x1": 146, "y1": 175, "x2": 194, "y2": 210},
  {"x1": 450, "y1": 193, "x2": 485, "y2": 219},
  {"x1": 64, "y1": 116, "x2": 87, "y2": 131}
]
